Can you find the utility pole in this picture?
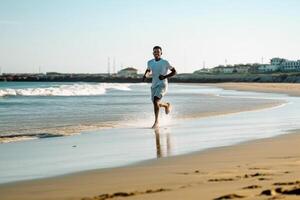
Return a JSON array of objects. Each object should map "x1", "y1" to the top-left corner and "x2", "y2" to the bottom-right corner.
[
  {"x1": 113, "y1": 57, "x2": 116, "y2": 74},
  {"x1": 225, "y1": 59, "x2": 228, "y2": 66},
  {"x1": 261, "y1": 57, "x2": 264, "y2": 64},
  {"x1": 183, "y1": 51, "x2": 187, "y2": 73},
  {"x1": 107, "y1": 57, "x2": 110, "y2": 75},
  {"x1": 202, "y1": 61, "x2": 206, "y2": 69}
]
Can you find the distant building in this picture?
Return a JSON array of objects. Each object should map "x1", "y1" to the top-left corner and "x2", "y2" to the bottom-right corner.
[
  {"x1": 257, "y1": 64, "x2": 280, "y2": 73},
  {"x1": 280, "y1": 60, "x2": 300, "y2": 72},
  {"x1": 212, "y1": 64, "x2": 251, "y2": 74},
  {"x1": 198, "y1": 57, "x2": 300, "y2": 75},
  {"x1": 248, "y1": 64, "x2": 260, "y2": 73},
  {"x1": 234, "y1": 65, "x2": 250, "y2": 73},
  {"x1": 270, "y1": 57, "x2": 285, "y2": 65},
  {"x1": 212, "y1": 66, "x2": 234, "y2": 74},
  {"x1": 193, "y1": 68, "x2": 211, "y2": 74},
  {"x1": 223, "y1": 67, "x2": 235, "y2": 73},
  {"x1": 269, "y1": 57, "x2": 300, "y2": 72},
  {"x1": 117, "y1": 67, "x2": 138, "y2": 77}
]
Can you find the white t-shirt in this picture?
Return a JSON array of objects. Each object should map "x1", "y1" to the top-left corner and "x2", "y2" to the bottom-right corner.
[{"x1": 147, "y1": 58, "x2": 173, "y2": 88}]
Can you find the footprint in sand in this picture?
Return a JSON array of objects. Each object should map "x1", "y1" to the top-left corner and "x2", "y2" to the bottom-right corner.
[
  {"x1": 260, "y1": 186, "x2": 300, "y2": 196},
  {"x1": 177, "y1": 172, "x2": 189, "y2": 175},
  {"x1": 280, "y1": 187, "x2": 300, "y2": 195},
  {"x1": 243, "y1": 172, "x2": 273, "y2": 181},
  {"x1": 260, "y1": 189, "x2": 278, "y2": 196},
  {"x1": 213, "y1": 193, "x2": 245, "y2": 200},
  {"x1": 258, "y1": 177, "x2": 272, "y2": 181},
  {"x1": 243, "y1": 172, "x2": 273, "y2": 178},
  {"x1": 208, "y1": 178, "x2": 236, "y2": 182},
  {"x1": 81, "y1": 188, "x2": 171, "y2": 200},
  {"x1": 194, "y1": 170, "x2": 208, "y2": 174},
  {"x1": 176, "y1": 170, "x2": 208, "y2": 175},
  {"x1": 209, "y1": 172, "x2": 273, "y2": 183},
  {"x1": 273, "y1": 180, "x2": 300, "y2": 186},
  {"x1": 242, "y1": 185, "x2": 262, "y2": 189},
  {"x1": 248, "y1": 167, "x2": 271, "y2": 170}
]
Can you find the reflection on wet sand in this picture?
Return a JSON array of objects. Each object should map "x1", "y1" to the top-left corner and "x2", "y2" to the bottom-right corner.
[{"x1": 154, "y1": 128, "x2": 172, "y2": 158}]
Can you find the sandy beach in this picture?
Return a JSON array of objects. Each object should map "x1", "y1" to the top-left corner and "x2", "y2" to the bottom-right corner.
[
  {"x1": 0, "y1": 131, "x2": 299, "y2": 200},
  {"x1": 211, "y1": 82, "x2": 300, "y2": 97},
  {"x1": 0, "y1": 83, "x2": 299, "y2": 200}
]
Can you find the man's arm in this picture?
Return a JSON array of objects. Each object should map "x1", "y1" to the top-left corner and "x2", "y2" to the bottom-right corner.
[
  {"x1": 142, "y1": 69, "x2": 150, "y2": 82},
  {"x1": 159, "y1": 67, "x2": 177, "y2": 80}
]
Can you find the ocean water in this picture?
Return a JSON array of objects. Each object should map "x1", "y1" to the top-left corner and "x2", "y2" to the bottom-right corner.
[
  {"x1": 0, "y1": 82, "x2": 280, "y2": 141},
  {"x1": 1, "y1": 82, "x2": 300, "y2": 183}
]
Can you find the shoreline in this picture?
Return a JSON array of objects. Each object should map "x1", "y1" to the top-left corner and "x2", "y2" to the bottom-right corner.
[
  {"x1": 0, "y1": 100, "x2": 283, "y2": 144},
  {"x1": 0, "y1": 87, "x2": 293, "y2": 148},
  {"x1": 0, "y1": 83, "x2": 299, "y2": 200},
  {"x1": 0, "y1": 83, "x2": 284, "y2": 144},
  {"x1": 0, "y1": 98, "x2": 287, "y2": 184}
]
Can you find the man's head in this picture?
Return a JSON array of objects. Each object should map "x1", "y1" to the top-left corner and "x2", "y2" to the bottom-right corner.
[{"x1": 153, "y1": 46, "x2": 162, "y2": 60}]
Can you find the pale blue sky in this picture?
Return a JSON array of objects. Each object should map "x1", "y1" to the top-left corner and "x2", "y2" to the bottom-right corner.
[{"x1": 1, "y1": 0, "x2": 300, "y2": 73}]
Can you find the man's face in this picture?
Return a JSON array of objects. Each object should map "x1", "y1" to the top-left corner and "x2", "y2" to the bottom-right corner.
[{"x1": 153, "y1": 48, "x2": 162, "y2": 59}]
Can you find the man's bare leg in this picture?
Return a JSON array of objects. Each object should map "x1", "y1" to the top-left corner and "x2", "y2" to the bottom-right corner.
[
  {"x1": 152, "y1": 97, "x2": 172, "y2": 128},
  {"x1": 158, "y1": 102, "x2": 171, "y2": 114},
  {"x1": 152, "y1": 96, "x2": 160, "y2": 128}
]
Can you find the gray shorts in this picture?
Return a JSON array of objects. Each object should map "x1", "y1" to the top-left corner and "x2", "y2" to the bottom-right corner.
[{"x1": 151, "y1": 84, "x2": 167, "y2": 102}]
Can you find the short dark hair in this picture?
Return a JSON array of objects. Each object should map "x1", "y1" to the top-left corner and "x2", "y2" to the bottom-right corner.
[{"x1": 153, "y1": 46, "x2": 162, "y2": 51}]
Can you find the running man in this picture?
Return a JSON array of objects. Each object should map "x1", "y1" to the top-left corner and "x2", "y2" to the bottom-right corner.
[{"x1": 143, "y1": 46, "x2": 177, "y2": 128}]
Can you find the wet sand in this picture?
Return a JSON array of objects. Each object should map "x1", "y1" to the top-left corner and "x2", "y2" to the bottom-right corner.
[
  {"x1": 0, "y1": 129, "x2": 299, "y2": 200},
  {"x1": 0, "y1": 83, "x2": 299, "y2": 200}
]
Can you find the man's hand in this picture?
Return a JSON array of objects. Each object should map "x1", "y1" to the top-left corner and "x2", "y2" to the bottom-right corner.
[
  {"x1": 142, "y1": 75, "x2": 147, "y2": 82},
  {"x1": 142, "y1": 69, "x2": 150, "y2": 82},
  {"x1": 159, "y1": 75, "x2": 165, "y2": 80},
  {"x1": 159, "y1": 68, "x2": 176, "y2": 81}
]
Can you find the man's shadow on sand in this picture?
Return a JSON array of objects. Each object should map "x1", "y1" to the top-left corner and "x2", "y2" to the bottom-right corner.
[{"x1": 154, "y1": 128, "x2": 172, "y2": 158}]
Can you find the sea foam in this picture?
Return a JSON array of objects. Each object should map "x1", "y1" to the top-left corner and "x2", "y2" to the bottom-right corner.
[{"x1": 0, "y1": 83, "x2": 132, "y2": 97}]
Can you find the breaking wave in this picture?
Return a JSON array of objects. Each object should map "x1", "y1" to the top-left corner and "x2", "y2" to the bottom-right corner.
[{"x1": 0, "y1": 83, "x2": 132, "y2": 97}]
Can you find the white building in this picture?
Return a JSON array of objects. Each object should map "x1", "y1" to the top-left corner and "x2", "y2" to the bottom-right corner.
[
  {"x1": 270, "y1": 57, "x2": 300, "y2": 72},
  {"x1": 212, "y1": 66, "x2": 235, "y2": 74},
  {"x1": 270, "y1": 58, "x2": 286, "y2": 65},
  {"x1": 235, "y1": 66, "x2": 250, "y2": 73},
  {"x1": 212, "y1": 65, "x2": 251, "y2": 74},
  {"x1": 117, "y1": 67, "x2": 138, "y2": 77},
  {"x1": 210, "y1": 57, "x2": 300, "y2": 74},
  {"x1": 280, "y1": 60, "x2": 300, "y2": 72},
  {"x1": 223, "y1": 67, "x2": 235, "y2": 73},
  {"x1": 257, "y1": 64, "x2": 279, "y2": 73}
]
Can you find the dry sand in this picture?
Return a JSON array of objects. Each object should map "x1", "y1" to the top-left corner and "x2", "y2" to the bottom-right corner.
[
  {"x1": 0, "y1": 83, "x2": 299, "y2": 200},
  {"x1": 211, "y1": 82, "x2": 300, "y2": 97}
]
